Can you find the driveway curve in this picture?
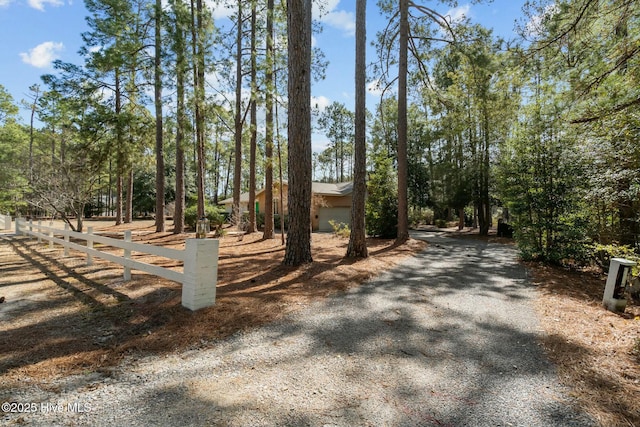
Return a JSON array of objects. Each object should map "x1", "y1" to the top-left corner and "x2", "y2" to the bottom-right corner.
[{"x1": 5, "y1": 231, "x2": 595, "y2": 427}]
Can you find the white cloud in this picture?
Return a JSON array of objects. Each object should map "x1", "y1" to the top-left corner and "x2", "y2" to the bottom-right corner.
[
  {"x1": 525, "y1": 3, "x2": 559, "y2": 37},
  {"x1": 19, "y1": 41, "x2": 64, "y2": 68},
  {"x1": 322, "y1": 10, "x2": 355, "y2": 36},
  {"x1": 210, "y1": 1, "x2": 233, "y2": 20},
  {"x1": 28, "y1": 0, "x2": 63, "y2": 11},
  {"x1": 311, "y1": 95, "x2": 331, "y2": 113},
  {"x1": 445, "y1": 4, "x2": 471, "y2": 25},
  {"x1": 313, "y1": 0, "x2": 355, "y2": 36},
  {"x1": 367, "y1": 79, "x2": 384, "y2": 96},
  {"x1": 0, "y1": 0, "x2": 13, "y2": 7},
  {"x1": 312, "y1": 0, "x2": 340, "y2": 20}
]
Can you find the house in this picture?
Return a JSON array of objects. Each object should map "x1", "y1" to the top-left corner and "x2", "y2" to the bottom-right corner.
[{"x1": 219, "y1": 181, "x2": 353, "y2": 232}]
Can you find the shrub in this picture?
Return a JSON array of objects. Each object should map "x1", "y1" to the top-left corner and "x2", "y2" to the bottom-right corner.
[
  {"x1": 366, "y1": 156, "x2": 398, "y2": 238},
  {"x1": 591, "y1": 243, "x2": 640, "y2": 275},
  {"x1": 435, "y1": 219, "x2": 447, "y2": 228},
  {"x1": 409, "y1": 208, "x2": 432, "y2": 228},
  {"x1": 184, "y1": 205, "x2": 225, "y2": 232},
  {"x1": 328, "y1": 220, "x2": 350, "y2": 238},
  {"x1": 274, "y1": 214, "x2": 289, "y2": 230}
]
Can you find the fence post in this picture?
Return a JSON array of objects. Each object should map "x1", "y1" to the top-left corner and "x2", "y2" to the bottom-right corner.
[
  {"x1": 15, "y1": 218, "x2": 22, "y2": 236},
  {"x1": 2, "y1": 214, "x2": 10, "y2": 231},
  {"x1": 49, "y1": 221, "x2": 54, "y2": 249},
  {"x1": 124, "y1": 230, "x2": 131, "y2": 281},
  {"x1": 29, "y1": 219, "x2": 34, "y2": 240},
  {"x1": 63, "y1": 223, "x2": 70, "y2": 256},
  {"x1": 182, "y1": 238, "x2": 219, "y2": 311},
  {"x1": 87, "y1": 227, "x2": 94, "y2": 266},
  {"x1": 37, "y1": 220, "x2": 42, "y2": 243}
]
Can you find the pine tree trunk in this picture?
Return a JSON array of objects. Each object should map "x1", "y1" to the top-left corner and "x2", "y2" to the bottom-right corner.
[
  {"x1": 283, "y1": 0, "x2": 313, "y2": 265},
  {"x1": 262, "y1": 0, "x2": 275, "y2": 240},
  {"x1": 154, "y1": 0, "x2": 165, "y2": 232},
  {"x1": 247, "y1": 1, "x2": 258, "y2": 234},
  {"x1": 232, "y1": 0, "x2": 244, "y2": 229},
  {"x1": 191, "y1": 0, "x2": 206, "y2": 218},
  {"x1": 346, "y1": 0, "x2": 368, "y2": 258},
  {"x1": 125, "y1": 167, "x2": 133, "y2": 223},
  {"x1": 396, "y1": 0, "x2": 410, "y2": 243},
  {"x1": 173, "y1": 8, "x2": 186, "y2": 234},
  {"x1": 115, "y1": 68, "x2": 123, "y2": 225}
]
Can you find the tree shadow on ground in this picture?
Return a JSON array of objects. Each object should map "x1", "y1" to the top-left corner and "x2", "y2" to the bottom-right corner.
[{"x1": 0, "y1": 233, "x2": 418, "y2": 387}]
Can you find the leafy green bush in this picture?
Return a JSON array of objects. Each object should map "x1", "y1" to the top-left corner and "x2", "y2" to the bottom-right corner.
[
  {"x1": 184, "y1": 205, "x2": 225, "y2": 231},
  {"x1": 409, "y1": 208, "x2": 433, "y2": 228},
  {"x1": 592, "y1": 243, "x2": 640, "y2": 275},
  {"x1": 328, "y1": 220, "x2": 350, "y2": 238},
  {"x1": 274, "y1": 214, "x2": 289, "y2": 230},
  {"x1": 435, "y1": 219, "x2": 447, "y2": 228},
  {"x1": 365, "y1": 156, "x2": 397, "y2": 238}
]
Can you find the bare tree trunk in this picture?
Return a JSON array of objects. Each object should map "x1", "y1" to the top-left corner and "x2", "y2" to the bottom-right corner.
[
  {"x1": 191, "y1": 0, "x2": 206, "y2": 218},
  {"x1": 276, "y1": 93, "x2": 285, "y2": 245},
  {"x1": 173, "y1": 6, "x2": 186, "y2": 234},
  {"x1": 263, "y1": 0, "x2": 275, "y2": 240},
  {"x1": 247, "y1": 0, "x2": 258, "y2": 234},
  {"x1": 233, "y1": 0, "x2": 244, "y2": 228},
  {"x1": 283, "y1": 0, "x2": 313, "y2": 265},
  {"x1": 27, "y1": 85, "x2": 40, "y2": 184},
  {"x1": 213, "y1": 130, "x2": 220, "y2": 205},
  {"x1": 346, "y1": 0, "x2": 368, "y2": 258},
  {"x1": 396, "y1": 0, "x2": 410, "y2": 243},
  {"x1": 125, "y1": 167, "x2": 133, "y2": 223},
  {"x1": 115, "y1": 68, "x2": 124, "y2": 225},
  {"x1": 154, "y1": 0, "x2": 165, "y2": 232}
]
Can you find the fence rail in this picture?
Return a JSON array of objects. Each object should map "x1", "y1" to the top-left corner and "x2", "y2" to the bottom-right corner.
[
  {"x1": 0, "y1": 214, "x2": 10, "y2": 231},
  {"x1": 14, "y1": 219, "x2": 218, "y2": 310}
]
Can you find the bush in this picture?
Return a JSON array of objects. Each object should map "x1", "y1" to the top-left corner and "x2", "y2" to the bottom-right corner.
[
  {"x1": 592, "y1": 243, "x2": 640, "y2": 275},
  {"x1": 254, "y1": 213, "x2": 289, "y2": 231},
  {"x1": 274, "y1": 214, "x2": 289, "y2": 230},
  {"x1": 435, "y1": 219, "x2": 447, "y2": 228},
  {"x1": 328, "y1": 220, "x2": 350, "y2": 238},
  {"x1": 184, "y1": 205, "x2": 225, "y2": 231},
  {"x1": 409, "y1": 208, "x2": 433, "y2": 228},
  {"x1": 366, "y1": 156, "x2": 398, "y2": 238}
]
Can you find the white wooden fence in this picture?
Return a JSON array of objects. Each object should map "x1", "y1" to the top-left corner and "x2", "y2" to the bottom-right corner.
[
  {"x1": 14, "y1": 219, "x2": 219, "y2": 311},
  {"x1": 0, "y1": 214, "x2": 10, "y2": 231}
]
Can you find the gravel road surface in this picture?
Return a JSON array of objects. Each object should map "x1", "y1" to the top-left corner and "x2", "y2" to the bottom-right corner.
[{"x1": 3, "y1": 231, "x2": 595, "y2": 426}]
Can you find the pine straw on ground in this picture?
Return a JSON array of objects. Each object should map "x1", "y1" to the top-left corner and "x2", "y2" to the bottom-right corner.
[
  {"x1": 0, "y1": 220, "x2": 425, "y2": 392},
  {"x1": 1, "y1": 222, "x2": 639, "y2": 426},
  {"x1": 529, "y1": 263, "x2": 640, "y2": 427}
]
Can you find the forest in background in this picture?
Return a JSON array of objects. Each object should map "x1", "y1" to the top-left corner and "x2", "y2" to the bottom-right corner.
[{"x1": 0, "y1": 0, "x2": 638, "y2": 266}]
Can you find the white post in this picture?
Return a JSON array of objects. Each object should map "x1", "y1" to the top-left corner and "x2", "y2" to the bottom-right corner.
[
  {"x1": 37, "y1": 220, "x2": 42, "y2": 243},
  {"x1": 87, "y1": 227, "x2": 94, "y2": 266},
  {"x1": 15, "y1": 218, "x2": 22, "y2": 236},
  {"x1": 2, "y1": 214, "x2": 10, "y2": 231},
  {"x1": 124, "y1": 230, "x2": 131, "y2": 281},
  {"x1": 603, "y1": 258, "x2": 636, "y2": 312},
  {"x1": 64, "y1": 223, "x2": 70, "y2": 256},
  {"x1": 182, "y1": 238, "x2": 219, "y2": 310},
  {"x1": 48, "y1": 221, "x2": 54, "y2": 249},
  {"x1": 29, "y1": 219, "x2": 33, "y2": 240}
]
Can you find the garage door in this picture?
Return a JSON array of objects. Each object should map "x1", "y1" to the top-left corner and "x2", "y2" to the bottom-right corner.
[{"x1": 317, "y1": 207, "x2": 351, "y2": 232}]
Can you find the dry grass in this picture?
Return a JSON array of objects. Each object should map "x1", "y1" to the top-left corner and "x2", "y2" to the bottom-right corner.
[{"x1": 0, "y1": 220, "x2": 425, "y2": 391}]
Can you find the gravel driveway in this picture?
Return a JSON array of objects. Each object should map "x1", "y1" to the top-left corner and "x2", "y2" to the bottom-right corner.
[{"x1": 3, "y1": 231, "x2": 595, "y2": 426}]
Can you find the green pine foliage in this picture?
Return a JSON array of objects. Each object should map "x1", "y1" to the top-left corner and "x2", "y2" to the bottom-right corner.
[{"x1": 365, "y1": 156, "x2": 398, "y2": 238}]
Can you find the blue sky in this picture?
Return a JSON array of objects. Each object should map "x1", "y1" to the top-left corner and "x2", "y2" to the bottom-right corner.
[{"x1": 0, "y1": 0, "x2": 529, "y2": 151}]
